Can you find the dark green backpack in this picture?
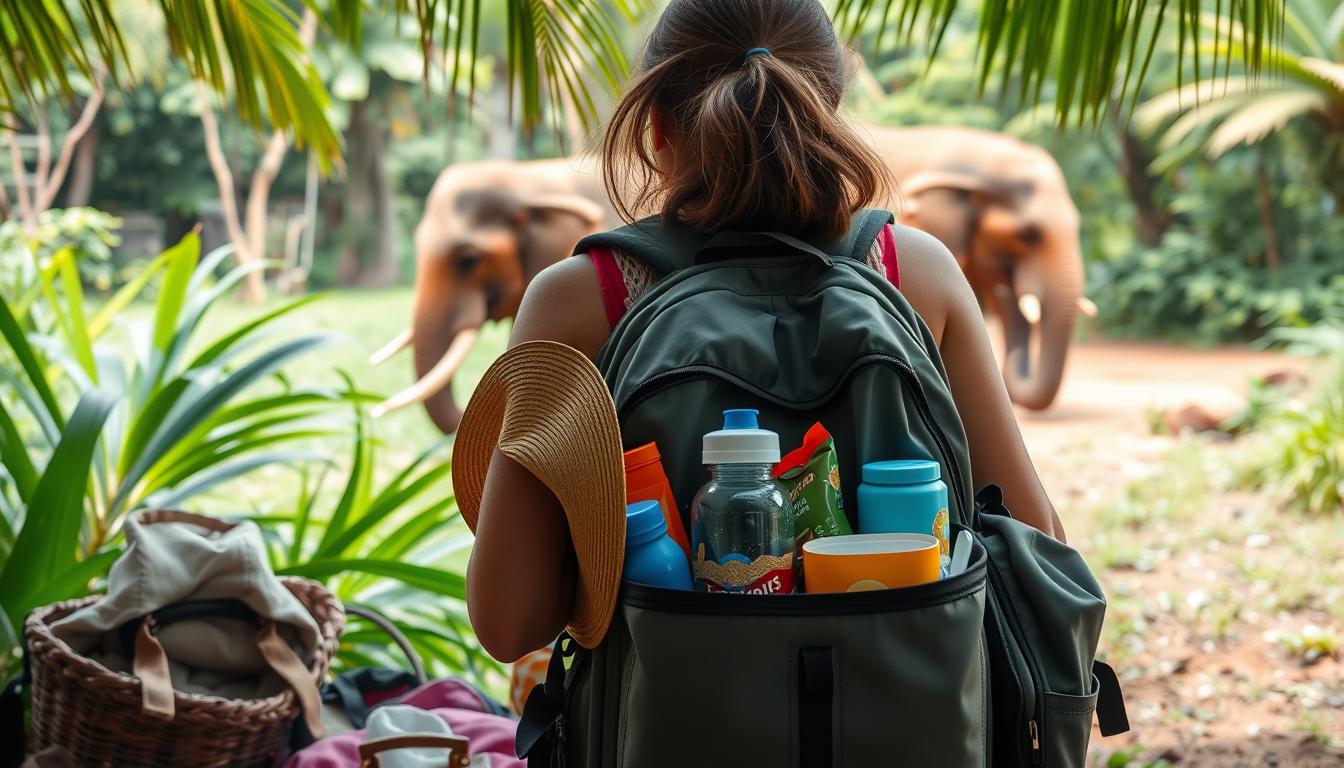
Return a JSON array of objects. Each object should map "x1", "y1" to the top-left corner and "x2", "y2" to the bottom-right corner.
[{"x1": 516, "y1": 211, "x2": 1127, "y2": 767}]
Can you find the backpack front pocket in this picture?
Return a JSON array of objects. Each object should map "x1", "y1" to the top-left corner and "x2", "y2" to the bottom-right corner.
[
  {"x1": 613, "y1": 542, "x2": 988, "y2": 768},
  {"x1": 1041, "y1": 675, "x2": 1101, "y2": 768}
]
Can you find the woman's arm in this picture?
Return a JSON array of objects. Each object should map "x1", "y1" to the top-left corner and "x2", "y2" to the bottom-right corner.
[
  {"x1": 465, "y1": 256, "x2": 613, "y2": 662},
  {"x1": 895, "y1": 227, "x2": 1065, "y2": 541}
]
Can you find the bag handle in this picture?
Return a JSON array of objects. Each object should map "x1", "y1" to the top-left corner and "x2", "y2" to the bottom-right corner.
[
  {"x1": 134, "y1": 508, "x2": 236, "y2": 533},
  {"x1": 358, "y1": 735, "x2": 471, "y2": 768},
  {"x1": 346, "y1": 604, "x2": 428, "y2": 684},
  {"x1": 126, "y1": 598, "x2": 326, "y2": 737}
]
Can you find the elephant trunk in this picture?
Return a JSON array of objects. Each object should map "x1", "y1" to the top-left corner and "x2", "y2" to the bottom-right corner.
[
  {"x1": 378, "y1": 290, "x2": 486, "y2": 433},
  {"x1": 1000, "y1": 237, "x2": 1082, "y2": 411}
]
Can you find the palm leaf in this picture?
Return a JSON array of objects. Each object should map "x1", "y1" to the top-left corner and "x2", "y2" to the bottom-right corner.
[
  {"x1": 0, "y1": 401, "x2": 38, "y2": 504},
  {"x1": 0, "y1": 390, "x2": 115, "y2": 628},
  {"x1": 1206, "y1": 88, "x2": 1328, "y2": 155},
  {"x1": 143, "y1": 450, "x2": 330, "y2": 510},
  {"x1": 114, "y1": 334, "x2": 334, "y2": 514},
  {"x1": 278, "y1": 558, "x2": 467, "y2": 599},
  {"x1": 0, "y1": 295, "x2": 65, "y2": 435},
  {"x1": 1299, "y1": 57, "x2": 1344, "y2": 94}
]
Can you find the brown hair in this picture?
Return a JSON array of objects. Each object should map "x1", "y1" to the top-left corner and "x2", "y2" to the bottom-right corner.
[{"x1": 602, "y1": 0, "x2": 890, "y2": 239}]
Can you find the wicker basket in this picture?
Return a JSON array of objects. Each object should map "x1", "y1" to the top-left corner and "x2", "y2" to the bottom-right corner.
[{"x1": 24, "y1": 577, "x2": 344, "y2": 768}]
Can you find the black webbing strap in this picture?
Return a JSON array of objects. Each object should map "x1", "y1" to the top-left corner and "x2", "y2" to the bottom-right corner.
[
  {"x1": 1093, "y1": 660, "x2": 1130, "y2": 736},
  {"x1": 516, "y1": 636, "x2": 573, "y2": 761},
  {"x1": 798, "y1": 647, "x2": 835, "y2": 767}
]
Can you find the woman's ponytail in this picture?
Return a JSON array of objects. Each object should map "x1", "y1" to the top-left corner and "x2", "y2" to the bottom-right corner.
[{"x1": 603, "y1": 0, "x2": 890, "y2": 239}]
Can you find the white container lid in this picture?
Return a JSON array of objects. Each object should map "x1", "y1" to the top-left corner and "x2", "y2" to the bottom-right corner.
[{"x1": 703, "y1": 409, "x2": 780, "y2": 465}]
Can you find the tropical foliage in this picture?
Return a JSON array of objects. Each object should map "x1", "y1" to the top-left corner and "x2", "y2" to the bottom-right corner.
[
  {"x1": 0, "y1": 233, "x2": 340, "y2": 664},
  {"x1": 1136, "y1": 0, "x2": 1344, "y2": 185},
  {"x1": 257, "y1": 401, "x2": 499, "y2": 687},
  {"x1": 0, "y1": 208, "x2": 124, "y2": 293},
  {"x1": 2, "y1": 1, "x2": 1287, "y2": 168},
  {"x1": 1238, "y1": 322, "x2": 1344, "y2": 515},
  {"x1": 0, "y1": 224, "x2": 487, "y2": 686},
  {"x1": 1088, "y1": 149, "x2": 1344, "y2": 343}
]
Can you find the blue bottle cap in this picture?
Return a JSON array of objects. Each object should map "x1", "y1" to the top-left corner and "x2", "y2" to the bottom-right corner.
[
  {"x1": 722, "y1": 409, "x2": 760, "y2": 429},
  {"x1": 625, "y1": 500, "x2": 668, "y2": 542},
  {"x1": 862, "y1": 460, "x2": 942, "y2": 485}
]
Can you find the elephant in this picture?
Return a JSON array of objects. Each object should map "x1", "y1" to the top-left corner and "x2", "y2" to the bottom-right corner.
[
  {"x1": 368, "y1": 157, "x2": 615, "y2": 434},
  {"x1": 374, "y1": 125, "x2": 1089, "y2": 432},
  {"x1": 868, "y1": 124, "x2": 1093, "y2": 411}
]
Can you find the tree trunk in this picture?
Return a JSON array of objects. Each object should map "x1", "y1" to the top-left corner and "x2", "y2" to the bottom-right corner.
[
  {"x1": 1256, "y1": 147, "x2": 1281, "y2": 270},
  {"x1": 359, "y1": 101, "x2": 401, "y2": 287},
  {"x1": 65, "y1": 130, "x2": 97, "y2": 207},
  {"x1": 197, "y1": 80, "x2": 265, "y2": 304},
  {"x1": 245, "y1": 130, "x2": 289, "y2": 264},
  {"x1": 4, "y1": 122, "x2": 38, "y2": 236},
  {"x1": 1117, "y1": 124, "x2": 1170, "y2": 248},
  {"x1": 335, "y1": 97, "x2": 373, "y2": 285}
]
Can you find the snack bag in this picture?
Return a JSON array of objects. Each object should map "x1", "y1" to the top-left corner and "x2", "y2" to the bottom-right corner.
[{"x1": 773, "y1": 422, "x2": 852, "y2": 546}]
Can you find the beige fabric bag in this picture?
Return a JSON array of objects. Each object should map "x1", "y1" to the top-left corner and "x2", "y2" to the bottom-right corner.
[{"x1": 50, "y1": 509, "x2": 326, "y2": 735}]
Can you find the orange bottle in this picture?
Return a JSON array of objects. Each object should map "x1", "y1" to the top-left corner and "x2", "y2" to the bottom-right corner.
[{"x1": 623, "y1": 442, "x2": 689, "y2": 558}]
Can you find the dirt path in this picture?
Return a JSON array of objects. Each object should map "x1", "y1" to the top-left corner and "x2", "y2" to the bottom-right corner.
[{"x1": 1009, "y1": 341, "x2": 1343, "y2": 767}]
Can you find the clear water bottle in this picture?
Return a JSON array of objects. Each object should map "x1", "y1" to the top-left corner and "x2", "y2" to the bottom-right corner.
[{"x1": 689, "y1": 410, "x2": 796, "y2": 594}]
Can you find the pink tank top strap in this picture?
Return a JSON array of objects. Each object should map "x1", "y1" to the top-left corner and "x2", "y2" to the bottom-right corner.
[
  {"x1": 879, "y1": 222, "x2": 901, "y2": 290},
  {"x1": 589, "y1": 247, "x2": 630, "y2": 328}
]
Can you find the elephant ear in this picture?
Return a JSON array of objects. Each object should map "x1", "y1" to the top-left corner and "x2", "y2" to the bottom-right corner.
[
  {"x1": 525, "y1": 193, "x2": 606, "y2": 227},
  {"x1": 898, "y1": 171, "x2": 989, "y2": 213}
]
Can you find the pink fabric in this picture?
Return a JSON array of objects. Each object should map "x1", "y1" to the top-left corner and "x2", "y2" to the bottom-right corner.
[
  {"x1": 879, "y1": 223, "x2": 900, "y2": 289},
  {"x1": 588, "y1": 247, "x2": 629, "y2": 328},
  {"x1": 285, "y1": 680, "x2": 526, "y2": 768}
]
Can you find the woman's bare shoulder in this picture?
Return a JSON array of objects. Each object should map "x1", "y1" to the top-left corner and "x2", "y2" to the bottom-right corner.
[
  {"x1": 888, "y1": 224, "x2": 974, "y2": 341},
  {"x1": 509, "y1": 254, "x2": 612, "y2": 360}
]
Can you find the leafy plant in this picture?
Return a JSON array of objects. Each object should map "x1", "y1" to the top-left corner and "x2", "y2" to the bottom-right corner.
[
  {"x1": 0, "y1": 208, "x2": 126, "y2": 293},
  {"x1": 251, "y1": 393, "x2": 504, "y2": 694},
  {"x1": 1090, "y1": 150, "x2": 1344, "y2": 344},
  {"x1": 1136, "y1": 0, "x2": 1344, "y2": 195},
  {"x1": 0, "y1": 232, "x2": 343, "y2": 671},
  {"x1": 1237, "y1": 322, "x2": 1344, "y2": 516}
]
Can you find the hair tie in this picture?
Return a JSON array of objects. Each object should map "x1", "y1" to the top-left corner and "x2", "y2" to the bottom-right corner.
[{"x1": 745, "y1": 47, "x2": 771, "y2": 58}]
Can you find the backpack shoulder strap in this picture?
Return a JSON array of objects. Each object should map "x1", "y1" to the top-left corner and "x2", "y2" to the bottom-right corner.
[
  {"x1": 575, "y1": 209, "x2": 896, "y2": 278},
  {"x1": 574, "y1": 216, "x2": 697, "y2": 277}
]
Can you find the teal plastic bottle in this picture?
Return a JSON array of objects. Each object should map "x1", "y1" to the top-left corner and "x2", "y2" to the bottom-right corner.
[
  {"x1": 623, "y1": 500, "x2": 693, "y2": 590},
  {"x1": 857, "y1": 460, "x2": 951, "y2": 572}
]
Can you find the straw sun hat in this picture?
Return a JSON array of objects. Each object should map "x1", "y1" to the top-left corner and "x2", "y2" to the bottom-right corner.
[{"x1": 452, "y1": 340, "x2": 626, "y2": 648}]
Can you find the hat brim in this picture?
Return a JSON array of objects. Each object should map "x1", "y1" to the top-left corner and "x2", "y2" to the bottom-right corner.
[{"x1": 452, "y1": 340, "x2": 626, "y2": 649}]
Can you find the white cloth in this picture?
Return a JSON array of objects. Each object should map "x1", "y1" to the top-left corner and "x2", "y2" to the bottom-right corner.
[{"x1": 364, "y1": 706, "x2": 457, "y2": 768}]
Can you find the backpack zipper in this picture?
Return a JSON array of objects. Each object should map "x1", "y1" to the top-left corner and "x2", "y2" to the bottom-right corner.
[
  {"x1": 982, "y1": 547, "x2": 1046, "y2": 764},
  {"x1": 615, "y1": 352, "x2": 968, "y2": 517}
]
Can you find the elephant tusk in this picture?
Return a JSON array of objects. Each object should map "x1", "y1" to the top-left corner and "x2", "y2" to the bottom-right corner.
[
  {"x1": 369, "y1": 328, "x2": 413, "y2": 366},
  {"x1": 1018, "y1": 293, "x2": 1043, "y2": 325},
  {"x1": 371, "y1": 328, "x2": 479, "y2": 418},
  {"x1": 1078, "y1": 297, "x2": 1098, "y2": 318}
]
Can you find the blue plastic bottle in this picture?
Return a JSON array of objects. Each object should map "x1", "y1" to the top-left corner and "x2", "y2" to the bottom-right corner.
[
  {"x1": 623, "y1": 500, "x2": 693, "y2": 590},
  {"x1": 857, "y1": 460, "x2": 951, "y2": 572}
]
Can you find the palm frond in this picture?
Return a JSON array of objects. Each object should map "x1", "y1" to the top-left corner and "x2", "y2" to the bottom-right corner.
[
  {"x1": 1300, "y1": 57, "x2": 1344, "y2": 95},
  {"x1": 1206, "y1": 88, "x2": 1328, "y2": 154},
  {"x1": 835, "y1": 0, "x2": 1286, "y2": 125},
  {"x1": 1134, "y1": 76, "x2": 1254, "y2": 132}
]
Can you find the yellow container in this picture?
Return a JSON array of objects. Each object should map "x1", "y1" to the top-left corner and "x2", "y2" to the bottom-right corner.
[{"x1": 801, "y1": 533, "x2": 941, "y2": 593}]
